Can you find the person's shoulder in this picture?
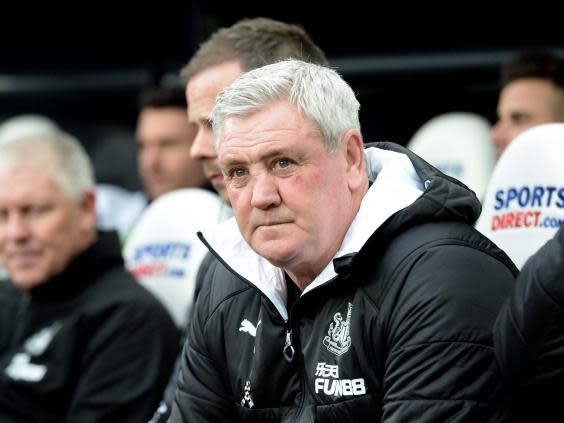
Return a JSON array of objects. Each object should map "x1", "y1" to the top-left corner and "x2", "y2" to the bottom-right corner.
[
  {"x1": 0, "y1": 278, "x2": 19, "y2": 298},
  {"x1": 390, "y1": 221, "x2": 517, "y2": 272},
  {"x1": 79, "y1": 265, "x2": 179, "y2": 342},
  {"x1": 195, "y1": 255, "x2": 255, "y2": 317},
  {"x1": 513, "y1": 225, "x2": 564, "y2": 308},
  {"x1": 369, "y1": 221, "x2": 517, "y2": 301},
  {"x1": 81, "y1": 262, "x2": 169, "y2": 316}
]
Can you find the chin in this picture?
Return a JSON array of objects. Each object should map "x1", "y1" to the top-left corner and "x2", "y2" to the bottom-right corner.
[
  {"x1": 254, "y1": 245, "x2": 295, "y2": 268},
  {"x1": 11, "y1": 273, "x2": 46, "y2": 291}
]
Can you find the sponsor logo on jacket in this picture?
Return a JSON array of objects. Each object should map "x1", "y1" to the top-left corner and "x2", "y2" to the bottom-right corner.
[
  {"x1": 239, "y1": 319, "x2": 261, "y2": 337},
  {"x1": 314, "y1": 362, "x2": 366, "y2": 397},
  {"x1": 5, "y1": 321, "x2": 62, "y2": 383}
]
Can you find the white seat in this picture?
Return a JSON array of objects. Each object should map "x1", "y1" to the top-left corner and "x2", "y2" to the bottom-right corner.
[
  {"x1": 475, "y1": 123, "x2": 564, "y2": 269},
  {"x1": 95, "y1": 184, "x2": 147, "y2": 241},
  {"x1": 123, "y1": 188, "x2": 231, "y2": 328},
  {"x1": 407, "y1": 112, "x2": 496, "y2": 200}
]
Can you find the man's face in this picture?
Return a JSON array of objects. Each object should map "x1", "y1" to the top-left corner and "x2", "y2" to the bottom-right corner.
[
  {"x1": 218, "y1": 101, "x2": 355, "y2": 281},
  {"x1": 186, "y1": 61, "x2": 244, "y2": 202},
  {"x1": 491, "y1": 78, "x2": 558, "y2": 158},
  {"x1": 0, "y1": 167, "x2": 95, "y2": 291},
  {"x1": 136, "y1": 107, "x2": 207, "y2": 200}
]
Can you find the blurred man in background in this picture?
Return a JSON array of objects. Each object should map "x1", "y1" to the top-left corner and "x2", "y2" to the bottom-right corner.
[
  {"x1": 182, "y1": 17, "x2": 328, "y2": 202},
  {"x1": 136, "y1": 82, "x2": 209, "y2": 200},
  {"x1": 97, "y1": 82, "x2": 211, "y2": 240},
  {"x1": 491, "y1": 50, "x2": 564, "y2": 158},
  {"x1": 0, "y1": 131, "x2": 178, "y2": 422}
]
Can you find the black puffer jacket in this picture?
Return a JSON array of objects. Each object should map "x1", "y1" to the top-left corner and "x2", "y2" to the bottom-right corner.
[
  {"x1": 494, "y1": 225, "x2": 564, "y2": 422},
  {"x1": 170, "y1": 143, "x2": 518, "y2": 422}
]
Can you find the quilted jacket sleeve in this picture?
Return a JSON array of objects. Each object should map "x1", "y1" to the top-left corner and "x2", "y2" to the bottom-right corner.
[
  {"x1": 381, "y1": 244, "x2": 515, "y2": 422},
  {"x1": 493, "y1": 226, "x2": 564, "y2": 419},
  {"x1": 168, "y1": 263, "x2": 236, "y2": 423}
]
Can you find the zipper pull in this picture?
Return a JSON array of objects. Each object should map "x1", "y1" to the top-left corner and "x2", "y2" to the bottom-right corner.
[{"x1": 283, "y1": 329, "x2": 295, "y2": 363}]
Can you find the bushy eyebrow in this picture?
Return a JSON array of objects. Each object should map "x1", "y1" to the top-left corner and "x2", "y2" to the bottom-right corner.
[
  {"x1": 221, "y1": 147, "x2": 294, "y2": 172},
  {"x1": 220, "y1": 157, "x2": 247, "y2": 171},
  {"x1": 188, "y1": 112, "x2": 213, "y2": 127}
]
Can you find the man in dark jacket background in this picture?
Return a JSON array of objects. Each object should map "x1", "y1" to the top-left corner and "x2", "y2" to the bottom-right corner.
[
  {"x1": 0, "y1": 131, "x2": 178, "y2": 422},
  {"x1": 494, "y1": 225, "x2": 564, "y2": 422},
  {"x1": 169, "y1": 60, "x2": 519, "y2": 422}
]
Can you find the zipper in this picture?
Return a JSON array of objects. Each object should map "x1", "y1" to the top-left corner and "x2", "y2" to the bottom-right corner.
[{"x1": 283, "y1": 325, "x2": 295, "y2": 363}]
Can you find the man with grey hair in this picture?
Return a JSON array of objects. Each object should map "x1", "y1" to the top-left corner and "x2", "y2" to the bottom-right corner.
[
  {"x1": 169, "y1": 60, "x2": 518, "y2": 421},
  {"x1": 149, "y1": 17, "x2": 328, "y2": 423},
  {"x1": 0, "y1": 132, "x2": 179, "y2": 422}
]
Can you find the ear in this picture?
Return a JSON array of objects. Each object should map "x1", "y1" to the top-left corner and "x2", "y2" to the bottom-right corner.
[
  {"x1": 79, "y1": 188, "x2": 97, "y2": 232},
  {"x1": 341, "y1": 129, "x2": 367, "y2": 192}
]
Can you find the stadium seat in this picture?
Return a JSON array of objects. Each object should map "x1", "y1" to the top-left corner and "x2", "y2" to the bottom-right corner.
[
  {"x1": 123, "y1": 188, "x2": 230, "y2": 328},
  {"x1": 407, "y1": 112, "x2": 496, "y2": 200},
  {"x1": 475, "y1": 123, "x2": 564, "y2": 269}
]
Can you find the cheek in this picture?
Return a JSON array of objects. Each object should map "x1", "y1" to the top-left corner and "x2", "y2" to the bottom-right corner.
[
  {"x1": 168, "y1": 153, "x2": 185, "y2": 173},
  {"x1": 300, "y1": 174, "x2": 350, "y2": 224},
  {"x1": 180, "y1": 151, "x2": 200, "y2": 172},
  {"x1": 48, "y1": 207, "x2": 86, "y2": 242},
  {"x1": 229, "y1": 189, "x2": 250, "y2": 219},
  {"x1": 139, "y1": 149, "x2": 157, "y2": 170},
  {"x1": 0, "y1": 235, "x2": 6, "y2": 257},
  {"x1": 39, "y1": 217, "x2": 69, "y2": 248},
  {"x1": 291, "y1": 169, "x2": 346, "y2": 206}
]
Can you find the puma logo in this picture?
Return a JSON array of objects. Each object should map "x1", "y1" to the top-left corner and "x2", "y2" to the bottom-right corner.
[{"x1": 239, "y1": 319, "x2": 261, "y2": 337}]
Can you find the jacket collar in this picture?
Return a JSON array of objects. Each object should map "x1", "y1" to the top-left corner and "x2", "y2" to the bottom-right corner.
[{"x1": 29, "y1": 231, "x2": 123, "y2": 303}]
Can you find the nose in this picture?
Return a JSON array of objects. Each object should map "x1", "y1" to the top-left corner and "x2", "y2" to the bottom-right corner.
[
  {"x1": 139, "y1": 145, "x2": 160, "y2": 172},
  {"x1": 190, "y1": 127, "x2": 217, "y2": 160},
  {"x1": 250, "y1": 173, "x2": 281, "y2": 210}
]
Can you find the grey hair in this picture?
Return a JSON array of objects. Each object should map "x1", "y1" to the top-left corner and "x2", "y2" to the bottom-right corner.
[
  {"x1": 0, "y1": 131, "x2": 95, "y2": 203},
  {"x1": 212, "y1": 59, "x2": 360, "y2": 152}
]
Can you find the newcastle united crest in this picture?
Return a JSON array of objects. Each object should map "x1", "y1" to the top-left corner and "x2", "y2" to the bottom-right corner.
[{"x1": 323, "y1": 302, "x2": 352, "y2": 356}]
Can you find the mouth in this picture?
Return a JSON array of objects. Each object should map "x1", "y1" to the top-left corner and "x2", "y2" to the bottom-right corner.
[
  {"x1": 258, "y1": 221, "x2": 290, "y2": 228},
  {"x1": 7, "y1": 251, "x2": 41, "y2": 267}
]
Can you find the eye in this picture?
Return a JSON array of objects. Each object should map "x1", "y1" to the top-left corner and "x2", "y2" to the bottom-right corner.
[
  {"x1": 225, "y1": 166, "x2": 248, "y2": 187},
  {"x1": 231, "y1": 168, "x2": 247, "y2": 178},
  {"x1": 160, "y1": 139, "x2": 179, "y2": 148},
  {"x1": 28, "y1": 204, "x2": 53, "y2": 216},
  {"x1": 276, "y1": 158, "x2": 291, "y2": 168},
  {"x1": 510, "y1": 113, "x2": 530, "y2": 125}
]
